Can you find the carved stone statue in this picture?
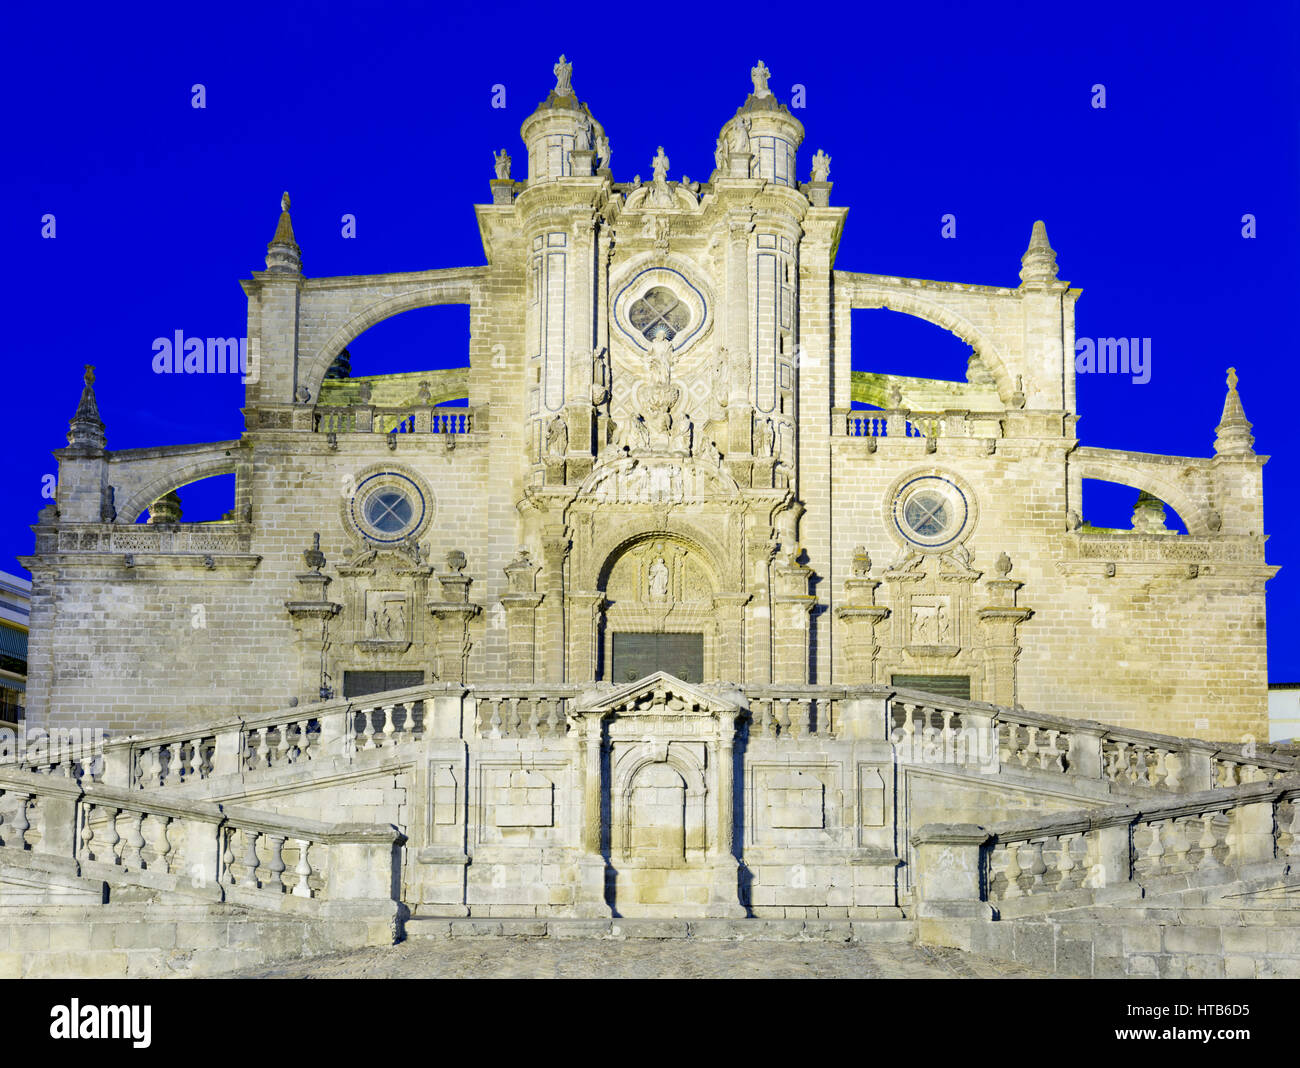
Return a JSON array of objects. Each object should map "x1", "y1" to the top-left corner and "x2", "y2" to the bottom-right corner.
[
  {"x1": 751, "y1": 59, "x2": 772, "y2": 98},
  {"x1": 651, "y1": 146, "x2": 670, "y2": 184},
  {"x1": 648, "y1": 557, "x2": 669, "y2": 599},
  {"x1": 553, "y1": 54, "x2": 573, "y2": 96},
  {"x1": 493, "y1": 149, "x2": 512, "y2": 180},
  {"x1": 714, "y1": 137, "x2": 727, "y2": 171},
  {"x1": 281, "y1": 191, "x2": 291, "y2": 213},
  {"x1": 811, "y1": 149, "x2": 831, "y2": 182},
  {"x1": 755, "y1": 416, "x2": 775, "y2": 457},
  {"x1": 670, "y1": 412, "x2": 693, "y2": 455},
  {"x1": 545, "y1": 414, "x2": 568, "y2": 458},
  {"x1": 595, "y1": 132, "x2": 611, "y2": 168},
  {"x1": 731, "y1": 117, "x2": 751, "y2": 154},
  {"x1": 575, "y1": 122, "x2": 591, "y2": 152},
  {"x1": 646, "y1": 328, "x2": 674, "y2": 385}
]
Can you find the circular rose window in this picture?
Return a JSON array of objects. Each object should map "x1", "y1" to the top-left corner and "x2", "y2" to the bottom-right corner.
[
  {"x1": 892, "y1": 475, "x2": 970, "y2": 550},
  {"x1": 350, "y1": 471, "x2": 427, "y2": 544}
]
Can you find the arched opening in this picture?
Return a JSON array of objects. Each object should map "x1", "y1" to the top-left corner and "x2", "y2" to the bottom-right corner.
[
  {"x1": 1081, "y1": 479, "x2": 1188, "y2": 534},
  {"x1": 134, "y1": 473, "x2": 236, "y2": 525},
  {"x1": 316, "y1": 305, "x2": 471, "y2": 413},
  {"x1": 626, "y1": 763, "x2": 687, "y2": 864},
  {"x1": 596, "y1": 533, "x2": 720, "y2": 683},
  {"x1": 850, "y1": 308, "x2": 998, "y2": 411}
]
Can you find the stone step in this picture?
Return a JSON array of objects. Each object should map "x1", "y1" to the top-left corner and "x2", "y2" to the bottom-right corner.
[{"x1": 405, "y1": 916, "x2": 915, "y2": 943}]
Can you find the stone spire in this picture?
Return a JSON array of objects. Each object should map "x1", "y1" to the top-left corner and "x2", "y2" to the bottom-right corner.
[
  {"x1": 265, "y1": 191, "x2": 302, "y2": 273},
  {"x1": 1018, "y1": 220, "x2": 1058, "y2": 288},
  {"x1": 66, "y1": 363, "x2": 106, "y2": 450},
  {"x1": 1214, "y1": 367, "x2": 1255, "y2": 456}
]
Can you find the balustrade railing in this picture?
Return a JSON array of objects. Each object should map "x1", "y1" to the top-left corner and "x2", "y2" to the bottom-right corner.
[
  {"x1": 0, "y1": 767, "x2": 402, "y2": 908},
  {"x1": 747, "y1": 689, "x2": 842, "y2": 739},
  {"x1": 911, "y1": 775, "x2": 1300, "y2": 917},
  {"x1": 313, "y1": 405, "x2": 476, "y2": 436},
  {"x1": 979, "y1": 779, "x2": 1299, "y2": 905}
]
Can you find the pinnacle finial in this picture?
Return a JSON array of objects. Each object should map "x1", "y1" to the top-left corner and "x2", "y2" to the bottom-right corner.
[
  {"x1": 751, "y1": 59, "x2": 772, "y2": 98},
  {"x1": 1019, "y1": 219, "x2": 1058, "y2": 287},
  {"x1": 67, "y1": 362, "x2": 106, "y2": 449},
  {"x1": 1214, "y1": 366, "x2": 1255, "y2": 456},
  {"x1": 266, "y1": 190, "x2": 301, "y2": 273}
]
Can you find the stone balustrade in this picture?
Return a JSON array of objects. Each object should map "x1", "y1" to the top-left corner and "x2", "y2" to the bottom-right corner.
[
  {"x1": 471, "y1": 688, "x2": 583, "y2": 738},
  {"x1": 890, "y1": 691, "x2": 1294, "y2": 790},
  {"x1": 911, "y1": 775, "x2": 1300, "y2": 921},
  {"x1": 53, "y1": 524, "x2": 253, "y2": 555},
  {"x1": 14, "y1": 682, "x2": 1297, "y2": 801},
  {"x1": 314, "y1": 405, "x2": 479, "y2": 436},
  {"x1": 0, "y1": 767, "x2": 404, "y2": 910},
  {"x1": 837, "y1": 409, "x2": 1006, "y2": 442},
  {"x1": 25, "y1": 683, "x2": 456, "y2": 790},
  {"x1": 746, "y1": 688, "x2": 841, "y2": 738}
]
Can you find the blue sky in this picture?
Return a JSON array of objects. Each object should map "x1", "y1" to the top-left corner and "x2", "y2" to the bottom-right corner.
[{"x1": 2, "y1": 1, "x2": 1296, "y2": 676}]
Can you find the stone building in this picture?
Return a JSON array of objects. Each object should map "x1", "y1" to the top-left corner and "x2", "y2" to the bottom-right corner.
[
  {"x1": 0, "y1": 55, "x2": 1294, "y2": 978},
  {"x1": 23, "y1": 55, "x2": 1274, "y2": 741}
]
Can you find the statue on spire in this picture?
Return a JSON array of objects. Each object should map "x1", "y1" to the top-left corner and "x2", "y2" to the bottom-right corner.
[
  {"x1": 493, "y1": 149, "x2": 512, "y2": 180},
  {"x1": 751, "y1": 59, "x2": 772, "y2": 98},
  {"x1": 651, "y1": 146, "x2": 670, "y2": 184},
  {"x1": 553, "y1": 54, "x2": 573, "y2": 96},
  {"x1": 280, "y1": 191, "x2": 291, "y2": 213},
  {"x1": 810, "y1": 150, "x2": 831, "y2": 182}
]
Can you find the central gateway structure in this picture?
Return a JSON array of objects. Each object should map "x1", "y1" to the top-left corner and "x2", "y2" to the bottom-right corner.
[{"x1": 7, "y1": 58, "x2": 1286, "y2": 951}]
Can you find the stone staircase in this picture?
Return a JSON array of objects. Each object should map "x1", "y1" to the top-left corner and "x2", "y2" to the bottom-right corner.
[{"x1": 3, "y1": 680, "x2": 1297, "y2": 977}]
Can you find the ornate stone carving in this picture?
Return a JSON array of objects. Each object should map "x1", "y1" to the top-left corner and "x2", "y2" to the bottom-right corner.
[
  {"x1": 553, "y1": 54, "x2": 573, "y2": 96},
  {"x1": 493, "y1": 149, "x2": 511, "y2": 180}
]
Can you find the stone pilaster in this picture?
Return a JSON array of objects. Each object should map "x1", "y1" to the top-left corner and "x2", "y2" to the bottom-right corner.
[{"x1": 427, "y1": 551, "x2": 481, "y2": 685}]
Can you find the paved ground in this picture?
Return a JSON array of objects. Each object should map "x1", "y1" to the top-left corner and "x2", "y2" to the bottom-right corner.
[{"x1": 226, "y1": 937, "x2": 1054, "y2": 979}]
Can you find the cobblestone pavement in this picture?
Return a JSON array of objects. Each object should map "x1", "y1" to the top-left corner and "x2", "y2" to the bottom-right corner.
[{"x1": 225, "y1": 937, "x2": 1055, "y2": 979}]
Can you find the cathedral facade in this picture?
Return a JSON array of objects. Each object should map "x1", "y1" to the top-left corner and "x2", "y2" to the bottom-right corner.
[{"x1": 24, "y1": 56, "x2": 1274, "y2": 742}]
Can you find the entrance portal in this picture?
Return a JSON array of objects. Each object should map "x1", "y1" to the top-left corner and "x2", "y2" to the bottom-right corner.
[{"x1": 611, "y1": 632, "x2": 704, "y2": 684}]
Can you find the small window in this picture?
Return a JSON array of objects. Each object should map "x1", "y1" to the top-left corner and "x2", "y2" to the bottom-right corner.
[{"x1": 364, "y1": 490, "x2": 413, "y2": 534}]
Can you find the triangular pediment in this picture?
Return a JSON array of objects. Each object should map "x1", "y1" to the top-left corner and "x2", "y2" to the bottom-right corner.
[{"x1": 574, "y1": 672, "x2": 747, "y2": 717}]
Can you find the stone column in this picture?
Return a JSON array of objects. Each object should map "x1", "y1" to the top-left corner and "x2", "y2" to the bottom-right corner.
[
  {"x1": 707, "y1": 714, "x2": 746, "y2": 917},
  {"x1": 771, "y1": 553, "x2": 815, "y2": 685},
  {"x1": 574, "y1": 712, "x2": 611, "y2": 916},
  {"x1": 501, "y1": 549, "x2": 542, "y2": 683},
  {"x1": 711, "y1": 593, "x2": 750, "y2": 683},
  {"x1": 285, "y1": 567, "x2": 341, "y2": 704},
  {"x1": 978, "y1": 558, "x2": 1032, "y2": 708},
  {"x1": 428, "y1": 554, "x2": 481, "y2": 685},
  {"x1": 836, "y1": 551, "x2": 889, "y2": 684},
  {"x1": 568, "y1": 593, "x2": 605, "y2": 683},
  {"x1": 540, "y1": 532, "x2": 569, "y2": 684},
  {"x1": 725, "y1": 214, "x2": 754, "y2": 453}
]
